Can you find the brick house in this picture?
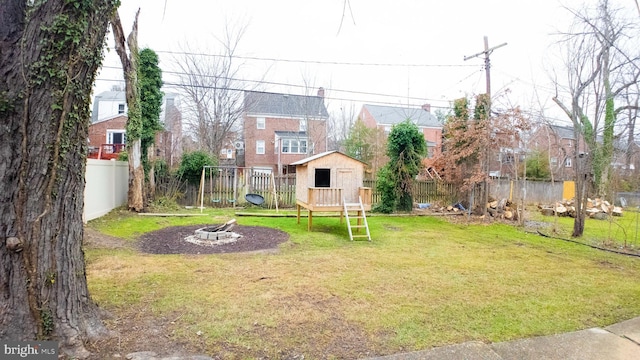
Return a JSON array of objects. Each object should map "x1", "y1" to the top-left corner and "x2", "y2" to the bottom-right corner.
[
  {"x1": 528, "y1": 124, "x2": 586, "y2": 181},
  {"x1": 89, "y1": 90, "x2": 183, "y2": 167},
  {"x1": 358, "y1": 103, "x2": 442, "y2": 157},
  {"x1": 242, "y1": 89, "x2": 329, "y2": 175},
  {"x1": 612, "y1": 140, "x2": 640, "y2": 178}
]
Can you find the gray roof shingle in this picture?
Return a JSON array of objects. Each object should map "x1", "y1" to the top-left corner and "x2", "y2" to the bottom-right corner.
[
  {"x1": 363, "y1": 104, "x2": 440, "y2": 128},
  {"x1": 549, "y1": 124, "x2": 576, "y2": 140},
  {"x1": 244, "y1": 91, "x2": 329, "y2": 118}
]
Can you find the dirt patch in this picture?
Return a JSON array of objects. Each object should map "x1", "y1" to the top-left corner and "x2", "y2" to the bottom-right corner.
[
  {"x1": 83, "y1": 224, "x2": 291, "y2": 359},
  {"x1": 137, "y1": 224, "x2": 289, "y2": 254},
  {"x1": 84, "y1": 227, "x2": 129, "y2": 249}
]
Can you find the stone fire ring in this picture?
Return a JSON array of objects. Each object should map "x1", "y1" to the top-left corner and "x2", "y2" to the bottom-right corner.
[{"x1": 184, "y1": 227, "x2": 242, "y2": 247}]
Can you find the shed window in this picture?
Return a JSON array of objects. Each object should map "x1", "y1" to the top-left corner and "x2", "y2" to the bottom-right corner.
[{"x1": 314, "y1": 168, "x2": 331, "y2": 187}]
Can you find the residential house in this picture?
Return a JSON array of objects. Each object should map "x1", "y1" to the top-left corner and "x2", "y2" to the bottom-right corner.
[
  {"x1": 89, "y1": 90, "x2": 183, "y2": 167},
  {"x1": 528, "y1": 123, "x2": 586, "y2": 181},
  {"x1": 242, "y1": 89, "x2": 329, "y2": 175},
  {"x1": 358, "y1": 103, "x2": 443, "y2": 158},
  {"x1": 612, "y1": 139, "x2": 640, "y2": 178}
]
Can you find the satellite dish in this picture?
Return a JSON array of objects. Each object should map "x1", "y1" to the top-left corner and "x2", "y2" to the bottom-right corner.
[{"x1": 233, "y1": 141, "x2": 244, "y2": 149}]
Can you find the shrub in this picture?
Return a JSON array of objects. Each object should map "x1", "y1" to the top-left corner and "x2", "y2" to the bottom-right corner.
[{"x1": 177, "y1": 151, "x2": 217, "y2": 184}]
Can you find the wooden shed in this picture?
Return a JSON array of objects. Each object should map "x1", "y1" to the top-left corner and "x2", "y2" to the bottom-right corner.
[{"x1": 292, "y1": 151, "x2": 372, "y2": 236}]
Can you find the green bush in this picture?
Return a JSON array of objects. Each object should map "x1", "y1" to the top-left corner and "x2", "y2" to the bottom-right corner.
[{"x1": 177, "y1": 151, "x2": 217, "y2": 184}]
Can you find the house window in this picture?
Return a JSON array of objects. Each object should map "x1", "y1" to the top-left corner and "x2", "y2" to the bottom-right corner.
[
  {"x1": 220, "y1": 148, "x2": 233, "y2": 159},
  {"x1": 299, "y1": 119, "x2": 307, "y2": 131},
  {"x1": 281, "y1": 138, "x2": 307, "y2": 154},
  {"x1": 256, "y1": 140, "x2": 265, "y2": 155},
  {"x1": 118, "y1": 104, "x2": 125, "y2": 114},
  {"x1": 257, "y1": 117, "x2": 265, "y2": 129},
  {"x1": 314, "y1": 168, "x2": 331, "y2": 187},
  {"x1": 107, "y1": 130, "x2": 126, "y2": 144},
  {"x1": 565, "y1": 157, "x2": 572, "y2": 167},
  {"x1": 502, "y1": 153, "x2": 514, "y2": 164},
  {"x1": 384, "y1": 126, "x2": 391, "y2": 134},
  {"x1": 550, "y1": 157, "x2": 558, "y2": 166}
]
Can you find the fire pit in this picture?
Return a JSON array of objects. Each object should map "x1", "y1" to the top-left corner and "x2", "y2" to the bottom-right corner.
[{"x1": 184, "y1": 219, "x2": 242, "y2": 247}]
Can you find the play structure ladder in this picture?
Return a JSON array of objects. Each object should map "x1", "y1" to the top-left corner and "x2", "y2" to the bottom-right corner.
[{"x1": 343, "y1": 196, "x2": 371, "y2": 241}]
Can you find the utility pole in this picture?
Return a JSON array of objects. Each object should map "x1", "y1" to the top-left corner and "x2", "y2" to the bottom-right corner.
[
  {"x1": 463, "y1": 36, "x2": 507, "y2": 215},
  {"x1": 464, "y1": 36, "x2": 507, "y2": 97}
]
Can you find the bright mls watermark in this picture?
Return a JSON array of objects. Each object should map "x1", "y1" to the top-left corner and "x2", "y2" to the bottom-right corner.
[{"x1": 1, "y1": 342, "x2": 57, "y2": 359}]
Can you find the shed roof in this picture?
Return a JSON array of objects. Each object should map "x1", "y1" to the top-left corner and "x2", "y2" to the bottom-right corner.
[
  {"x1": 244, "y1": 90, "x2": 329, "y2": 118},
  {"x1": 363, "y1": 104, "x2": 440, "y2": 128},
  {"x1": 291, "y1": 151, "x2": 366, "y2": 166}
]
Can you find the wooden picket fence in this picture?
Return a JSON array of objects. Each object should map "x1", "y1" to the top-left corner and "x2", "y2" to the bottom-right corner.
[{"x1": 176, "y1": 168, "x2": 458, "y2": 209}]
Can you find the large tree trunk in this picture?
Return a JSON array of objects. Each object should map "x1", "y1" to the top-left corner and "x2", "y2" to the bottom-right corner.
[
  {"x1": 111, "y1": 10, "x2": 145, "y2": 212},
  {"x1": 0, "y1": 0, "x2": 118, "y2": 357}
]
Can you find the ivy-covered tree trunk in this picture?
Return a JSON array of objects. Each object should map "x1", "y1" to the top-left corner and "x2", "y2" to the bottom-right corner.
[
  {"x1": 112, "y1": 10, "x2": 145, "y2": 211},
  {"x1": 0, "y1": 0, "x2": 118, "y2": 357}
]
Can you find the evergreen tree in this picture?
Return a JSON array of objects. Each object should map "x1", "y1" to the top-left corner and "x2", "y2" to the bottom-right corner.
[{"x1": 375, "y1": 120, "x2": 426, "y2": 212}]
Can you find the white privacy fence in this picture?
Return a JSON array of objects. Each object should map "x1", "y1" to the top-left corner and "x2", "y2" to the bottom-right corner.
[{"x1": 83, "y1": 159, "x2": 128, "y2": 222}]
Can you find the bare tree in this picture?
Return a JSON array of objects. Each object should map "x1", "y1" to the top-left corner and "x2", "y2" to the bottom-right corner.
[
  {"x1": 111, "y1": 9, "x2": 145, "y2": 211},
  {"x1": 328, "y1": 102, "x2": 357, "y2": 151},
  {"x1": 170, "y1": 24, "x2": 250, "y2": 157},
  {"x1": 552, "y1": 0, "x2": 640, "y2": 236}
]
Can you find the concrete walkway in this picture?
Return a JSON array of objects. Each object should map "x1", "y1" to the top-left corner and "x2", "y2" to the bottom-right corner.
[{"x1": 366, "y1": 316, "x2": 640, "y2": 360}]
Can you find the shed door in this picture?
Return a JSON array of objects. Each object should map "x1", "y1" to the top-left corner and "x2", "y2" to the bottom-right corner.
[{"x1": 336, "y1": 168, "x2": 355, "y2": 202}]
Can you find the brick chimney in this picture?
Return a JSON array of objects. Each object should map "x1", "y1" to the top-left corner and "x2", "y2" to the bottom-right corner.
[
  {"x1": 317, "y1": 87, "x2": 325, "y2": 98},
  {"x1": 422, "y1": 103, "x2": 431, "y2": 112}
]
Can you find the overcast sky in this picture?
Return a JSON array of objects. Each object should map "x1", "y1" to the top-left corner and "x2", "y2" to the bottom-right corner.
[{"x1": 94, "y1": 0, "x2": 637, "y2": 124}]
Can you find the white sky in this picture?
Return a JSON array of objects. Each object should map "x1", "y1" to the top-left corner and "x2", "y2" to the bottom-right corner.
[{"x1": 94, "y1": 0, "x2": 637, "y2": 124}]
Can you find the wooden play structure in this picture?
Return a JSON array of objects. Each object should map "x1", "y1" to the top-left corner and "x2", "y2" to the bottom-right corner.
[{"x1": 292, "y1": 151, "x2": 372, "y2": 241}]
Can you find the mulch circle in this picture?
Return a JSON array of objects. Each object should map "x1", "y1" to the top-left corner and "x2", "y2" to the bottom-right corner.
[{"x1": 138, "y1": 224, "x2": 289, "y2": 254}]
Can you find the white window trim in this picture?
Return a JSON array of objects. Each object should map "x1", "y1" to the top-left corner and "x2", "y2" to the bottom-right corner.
[
  {"x1": 257, "y1": 117, "x2": 265, "y2": 129},
  {"x1": 280, "y1": 138, "x2": 308, "y2": 154},
  {"x1": 256, "y1": 140, "x2": 265, "y2": 155},
  {"x1": 565, "y1": 157, "x2": 572, "y2": 168},
  {"x1": 106, "y1": 129, "x2": 126, "y2": 144}
]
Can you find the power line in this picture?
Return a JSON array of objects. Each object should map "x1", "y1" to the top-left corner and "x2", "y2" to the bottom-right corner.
[
  {"x1": 94, "y1": 77, "x2": 453, "y2": 110},
  {"x1": 99, "y1": 65, "x2": 450, "y2": 105},
  {"x1": 104, "y1": 47, "x2": 477, "y2": 68}
]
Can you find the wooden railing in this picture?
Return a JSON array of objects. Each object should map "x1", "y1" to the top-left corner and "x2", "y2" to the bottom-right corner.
[
  {"x1": 359, "y1": 187, "x2": 372, "y2": 206},
  {"x1": 308, "y1": 187, "x2": 343, "y2": 207}
]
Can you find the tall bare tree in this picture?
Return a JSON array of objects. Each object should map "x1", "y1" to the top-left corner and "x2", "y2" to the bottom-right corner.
[
  {"x1": 111, "y1": 9, "x2": 145, "y2": 211},
  {"x1": 552, "y1": 0, "x2": 640, "y2": 236},
  {"x1": 171, "y1": 25, "x2": 249, "y2": 157},
  {"x1": 329, "y1": 102, "x2": 357, "y2": 151},
  {"x1": 0, "y1": 0, "x2": 118, "y2": 357}
]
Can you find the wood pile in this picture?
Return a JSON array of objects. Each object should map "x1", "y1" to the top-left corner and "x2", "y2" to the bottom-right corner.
[
  {"x1": 486, "y1": 198, "x2": 518, "y2": 220},
  {"x1": 422, "y1": 198, "x2": 518, "y2": 220},
  {"x1": 538, "y1": 198, "x2": 623, "y2": 219}
]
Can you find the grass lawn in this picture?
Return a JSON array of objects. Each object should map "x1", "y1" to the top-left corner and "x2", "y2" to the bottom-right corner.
[
  {"x1": 86, "y1": 208, "x2": 640, "y2": 359},
  {"x1": 527, "y1": 207, "x2": 640, "y2": 251}
]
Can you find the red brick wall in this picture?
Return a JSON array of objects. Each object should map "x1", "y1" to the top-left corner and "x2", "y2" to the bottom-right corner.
[
  {"x1": 88, "y1": 115, "x2": 127, "y2": 147},
  {"x1": 244, "y1": 115, "x2": 327, "y2": 172}
]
